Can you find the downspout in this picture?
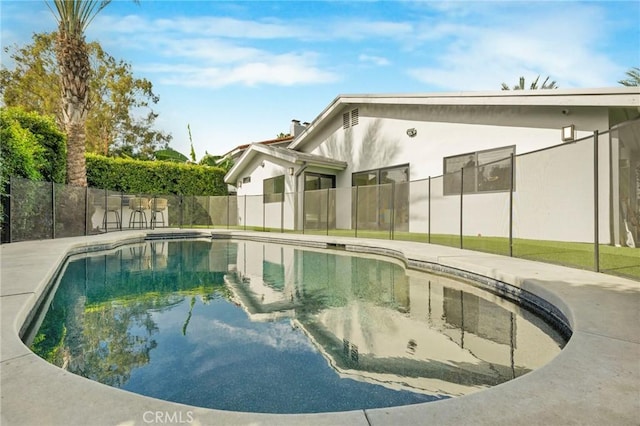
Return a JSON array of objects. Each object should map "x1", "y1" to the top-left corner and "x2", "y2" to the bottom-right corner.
[{"x1": 293, "y1": 162, "x2": 308, "y2": 231}]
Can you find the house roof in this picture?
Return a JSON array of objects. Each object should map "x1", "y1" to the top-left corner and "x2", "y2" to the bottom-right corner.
[
  {"x1": 225, "y1": 143, "x2": 347, "y2": 184},
  {"x1": 288, "y1": 87, "x2": 640, "y2": 151},
  {"x1": 217, "y1": 135, "x2": 294, "y2": 164},
  {"x1": 225, "y1": 87, "x2": 639, "y2": 184}
]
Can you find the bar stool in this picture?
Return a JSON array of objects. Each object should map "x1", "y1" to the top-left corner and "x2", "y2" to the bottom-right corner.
[
  {"x1": 102, "y1": 196, "x2": 122, "y2": 230},
  {"x1": 149, "y1": 198, "x2": 168, "y2": 227},
  {"x1": 128, "y1": 197, "x2": 149, "y2": 228}
]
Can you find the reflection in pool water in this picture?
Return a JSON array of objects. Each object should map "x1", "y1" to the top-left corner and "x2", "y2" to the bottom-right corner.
[{"x1": 29, "y1": 239, "x2": 565, "y2": 413}]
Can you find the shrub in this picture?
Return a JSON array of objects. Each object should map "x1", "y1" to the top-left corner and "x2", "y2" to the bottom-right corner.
[
  {"x1": 0, "y1": 107, "x2": 66, "y2": 183},
  {"x1": 86, "y1": 154, "x2": 228, "y2": 196},
  {"x1": 1, "y1": 107, "x2": 65, "y2": 233}
]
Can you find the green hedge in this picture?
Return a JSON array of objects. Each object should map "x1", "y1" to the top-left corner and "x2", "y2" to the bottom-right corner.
[
  {"x1": 86, "y1": 154, "x2": 228, "y2": 196},
  {"x1": 1, "y1": 107, "x2": 66, "y2": 231},
  {"x1": 0, "y1": 107, "x2": 66, "y2": 183}
]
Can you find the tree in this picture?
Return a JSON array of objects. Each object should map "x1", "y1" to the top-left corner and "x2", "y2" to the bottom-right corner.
[
  {"x1": 501, "y1": 75, "x2": 558, "y2": 90},
  {"x1": 154, "y1": 148, "x2": 189, "y2": 163},
  {"x1": 199, "y1": 152, "x2": 233, "y2": 172},
  {"x1": 45, "y1": 0, "x2": 139, "y2": 187},
  {"x1": 618, "y1": 67, "x2": 640, "y2": 87},
  {"x1": 188, "y1": 124, "x2": 196, "y2": 162},
  {"x1": 1, "y1": 32, "x2": 170, "y2": 161}
]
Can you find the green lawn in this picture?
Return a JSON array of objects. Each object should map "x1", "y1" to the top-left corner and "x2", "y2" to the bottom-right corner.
[{"x1": 211, "y1": 225, "x2": 640, "y2": 281}]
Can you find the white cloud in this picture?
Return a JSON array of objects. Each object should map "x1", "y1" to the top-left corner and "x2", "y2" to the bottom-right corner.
[
  {"x1": 91, "y1": 12, "x2": 345, "y2": 89},
  {"x1": 328, "y1": 20, "x2": 413, "y2": 40},
  {"x1": 145, "y1": 52, "x2": 339, "y2": 89},
  {"x1": 359, "y1": 54, "x2": 390, "y2": 67},
  {"x1": 406, "y1": 3, "x2": 623, "y2": 90}
]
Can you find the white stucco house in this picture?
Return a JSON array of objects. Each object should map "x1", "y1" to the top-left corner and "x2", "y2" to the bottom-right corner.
[{"x1": 224, "y1": 87, "x2": 640, "y2": 246}]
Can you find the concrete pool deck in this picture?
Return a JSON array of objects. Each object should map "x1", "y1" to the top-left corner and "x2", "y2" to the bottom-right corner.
[{"x1": 1, "y1": 229, "x2": 638, "y2": 426}]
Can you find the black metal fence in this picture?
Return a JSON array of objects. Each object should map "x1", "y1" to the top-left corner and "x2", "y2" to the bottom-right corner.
[{"x1": 2, "y1": 120, "x2": 639, "y2": 279}]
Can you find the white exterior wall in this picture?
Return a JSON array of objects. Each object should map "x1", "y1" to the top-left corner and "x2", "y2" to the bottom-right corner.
[
  {"x1": 306, "y1": 104, "x2": 611, "y2": 242},
  {"x1": 234, "y1": 159, "x2": 295, "y2": 229},
  {"x1": 230, "y1": 101, "x2": 616, "y2": 242}
]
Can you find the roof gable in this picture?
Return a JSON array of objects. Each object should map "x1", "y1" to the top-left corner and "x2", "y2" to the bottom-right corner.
[{"x1": 224, "y1": 143, "x2": 347, "y2": 184}]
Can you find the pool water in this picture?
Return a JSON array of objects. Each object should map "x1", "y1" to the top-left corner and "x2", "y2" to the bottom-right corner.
[{"x1": 29, "y1": 239, "x2": 565, "y2": 414}]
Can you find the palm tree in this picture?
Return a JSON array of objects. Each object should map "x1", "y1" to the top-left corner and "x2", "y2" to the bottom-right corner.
[
  {"x1": 618, "y1": 67, "x2": 640, "y2": 87},
  {"x1": 46, "y1": 1, "x2": 136, "y2": 186},
  {"x1": 501, "y1": 75, "x2": 558, "y2": 90}
]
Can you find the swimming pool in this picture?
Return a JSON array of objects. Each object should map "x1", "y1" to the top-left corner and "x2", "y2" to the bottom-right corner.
[{"x1": 27, "y1": 238, "x2": 565, "y2": 414}]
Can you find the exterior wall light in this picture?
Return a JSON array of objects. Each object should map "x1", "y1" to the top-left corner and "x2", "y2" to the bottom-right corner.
[
  {"x1": 406, "y1": 128, "x2": 417, "y2": 137},
  {"x1": 288, "y1": 167, "x2": 295, "y2": 176},
  {"x1": 561, "y1": 124, "x2": 575, "y2": 142}
]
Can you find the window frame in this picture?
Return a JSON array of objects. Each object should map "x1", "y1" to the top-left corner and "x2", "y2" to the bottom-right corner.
[
  {"x1": 351, "y1": 164, "x2": 409, "y2": 187},
  {"x1": 443, "y1": 145, "x2": 515, "y2": 195},
  {"x1": 263, "y1": 175, "x2": 285, "y2": 203},
  {"x1": 304, "y1": 172, "x2": 336, "y2": 191}
]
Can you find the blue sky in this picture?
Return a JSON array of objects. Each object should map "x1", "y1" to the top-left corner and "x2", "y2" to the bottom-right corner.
[{"x1": 1, "y1": 1, "x2": 639, "y2": 158}]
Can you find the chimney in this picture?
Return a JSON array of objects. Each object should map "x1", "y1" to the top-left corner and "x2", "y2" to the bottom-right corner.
[{"x1": 290, "y1": 119, "x2": 306, "y2": 137}]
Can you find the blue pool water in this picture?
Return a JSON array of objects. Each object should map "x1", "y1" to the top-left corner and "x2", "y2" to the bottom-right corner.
[{"x1": 29, "y1": 239, "x2": 565, "y2": 413}]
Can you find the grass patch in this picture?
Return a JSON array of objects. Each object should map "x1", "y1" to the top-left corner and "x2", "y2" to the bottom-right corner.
[{"x1": 205, "y1": 225, "x2": 639, "y2": 281}]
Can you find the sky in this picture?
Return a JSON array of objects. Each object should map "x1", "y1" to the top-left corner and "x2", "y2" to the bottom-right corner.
[{"x1": 1, "y1": 0, "x2": 639, "y2": 159}]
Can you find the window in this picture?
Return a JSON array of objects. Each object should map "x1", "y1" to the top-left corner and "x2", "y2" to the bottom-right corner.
[
  {"x1": 303, "y1": 173, "x2": 336, "y2": 230},
  {"x1": 351, "y1": 164, "x2": 410, "y2": 232},
  {"x1": 263, "y1": 175, "x2": 284, "y2": 203},
  {"x1": 242, "y1": 176, "x2": 251, "y2": 184},
  {"x1": 352, "y1": 164, "x2": 409, "y2": 187},
  {"x1": 304, "y1": 173, "x2": 335, "y2": 191},
  {"x1": 443, "y1": 145, "x2": 515, "y2": 195}
]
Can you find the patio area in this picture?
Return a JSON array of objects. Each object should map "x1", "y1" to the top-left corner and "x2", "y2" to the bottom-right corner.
[{"x1": 1, "y1": 230, "x2": 638, "y2": 425}]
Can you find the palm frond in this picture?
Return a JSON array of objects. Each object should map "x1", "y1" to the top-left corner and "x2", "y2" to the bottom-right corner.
[
  {"x1": 46, "y1": 1, "x2": 112, "y2": 35},
  {"x1": 618, "y1": 67, "x2": 640, "y2": 87}
]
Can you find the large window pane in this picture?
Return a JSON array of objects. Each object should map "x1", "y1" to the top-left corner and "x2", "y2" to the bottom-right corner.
[
  {"x1": 444, "y1": 146, "x2": 514, "y2": 195},
  {"x1": 264, "y1": 175, "x2": 284, "y2": 203}
]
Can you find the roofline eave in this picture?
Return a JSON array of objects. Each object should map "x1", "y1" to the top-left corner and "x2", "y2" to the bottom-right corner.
[
  {"x1": 289, "y1": 87, "x2": 640, "y2": 151},
  {"x1": 224, "y1": 144, "x2": 347, "y2": 184}
]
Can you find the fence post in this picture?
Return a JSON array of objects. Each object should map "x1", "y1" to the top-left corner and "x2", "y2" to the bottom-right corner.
[
  {"x1": 281, "y1": 196, "x2": 284, "y2": 234},
  {"x1": 120, "y1": 192, "x2": 124, "y2": 231},
  {"x1": 355, "y1": 186, "x2": 359, "y2": 238},
  {"x1": 51, "y1": 182, "x2": 56, "y2": 239},
  {"x1": 428, "y1": 176, "x2": 431, "y2": 244},
  {"x1": 509, "y1": 153, "x2": 514, "y2": 257},
  {"x1": 302, "y1": 190, "x2": 306, "y2": 235},
  {"x1": 8, "y1": 176, "x2": 13, "y2": 243},
  {"x1": 243, "y1": 195, "x2": 247, "y2": 231},
  {"x1": 326, "y1": 187, "x2": 330, "y2": 236},
  {"x1": 593, "y1": 130, "x2": 600, "y2": 272},
  {"x1": 84, "y1": 186, "x2": 89, "y2": 236},
  {"x1": 103, "y1": 189, "x2": 108, "y2": 233},
  {"x1": 459, "y1": 168, "x2": 464, "y2": 249},
  {"x1": 151, "y1": 195, "x2": 156, "y2": 230},
  {"x1": 390, "y1": 183, "x2": 395, "y2": 240}
]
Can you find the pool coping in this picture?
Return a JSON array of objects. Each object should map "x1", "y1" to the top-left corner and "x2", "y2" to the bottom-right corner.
[{"x1": 1, "y1": 229, "x2": 639, "y2": 426}]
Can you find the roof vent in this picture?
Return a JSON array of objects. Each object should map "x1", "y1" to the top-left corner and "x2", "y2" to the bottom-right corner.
[{"x1": 351, "y1": 108, "x2": 359, "y2": 126}]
